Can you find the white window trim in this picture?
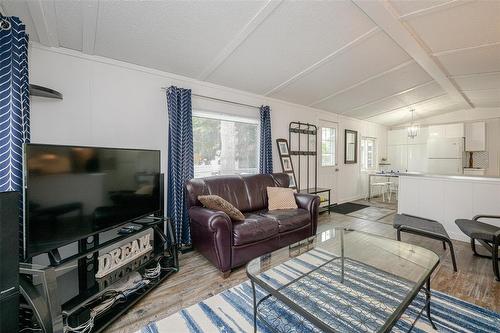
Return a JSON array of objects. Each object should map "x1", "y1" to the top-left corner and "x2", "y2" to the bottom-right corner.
[{"x1": 193, "y1": 110, "x2": 259, "y2": 125}]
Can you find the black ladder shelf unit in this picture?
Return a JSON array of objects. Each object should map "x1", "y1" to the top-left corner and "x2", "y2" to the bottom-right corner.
[{"x1": 288, "y1": 122, "x2": 331, "y2": 214}]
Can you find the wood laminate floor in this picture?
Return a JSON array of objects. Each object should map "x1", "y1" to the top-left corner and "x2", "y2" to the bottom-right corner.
[{"x1": 105, "y1": 202, "x2": 499, "y2": 333}]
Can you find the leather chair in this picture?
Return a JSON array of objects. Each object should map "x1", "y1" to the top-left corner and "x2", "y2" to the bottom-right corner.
[
  {"x1": 185, "y1": 173, "x2": 320, "y2": 277},
  {"x1": 455, "y1": 215, "x2": 500, "y2": 281}
]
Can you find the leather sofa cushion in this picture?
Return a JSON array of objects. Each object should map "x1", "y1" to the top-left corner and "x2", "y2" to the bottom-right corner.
[
  {"x1": 204, "y1": 176, "x2": 251, "y2": 212},
  {"x1": 232, "y1": 213, "x2": 279, "y2": 246},
  {"x1": 260, "y1": 208, "x2": 310, "y2": 233},
  {"x1": 241, "y1": 174, "x2": 277, "y2": 211}
]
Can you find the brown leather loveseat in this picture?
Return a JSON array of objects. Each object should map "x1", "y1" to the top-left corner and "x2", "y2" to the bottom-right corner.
[{"x1": 185, "y1": 173, "x2": 320, "y2": 277}]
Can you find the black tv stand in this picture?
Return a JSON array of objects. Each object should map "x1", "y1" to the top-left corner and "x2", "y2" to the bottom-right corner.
[{"x1": 19, "y1": 217, "x2": 178, "y2": 333}]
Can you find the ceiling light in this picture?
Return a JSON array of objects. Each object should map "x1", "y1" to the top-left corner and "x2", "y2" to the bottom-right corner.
[{"x1": 407, "y1": 109, "x2": 419, "y2": 139}]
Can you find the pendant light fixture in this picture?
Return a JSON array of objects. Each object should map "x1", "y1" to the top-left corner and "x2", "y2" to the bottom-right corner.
[{"x1": 407, "y1": 108, "x2": 419, "y2": 139}]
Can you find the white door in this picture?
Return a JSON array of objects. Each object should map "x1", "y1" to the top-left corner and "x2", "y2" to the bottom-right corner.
[{"x1": 318, "y1": 122, "x2": 339, "y2": 203}]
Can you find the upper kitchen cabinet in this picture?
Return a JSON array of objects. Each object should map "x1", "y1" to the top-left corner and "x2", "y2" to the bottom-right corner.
[
  {"x1": 465, "y1": 122, "x2": 486, "y2": 151},
  {"x1": 428, "y1": 123, "x2": 464, "y2": 139}
]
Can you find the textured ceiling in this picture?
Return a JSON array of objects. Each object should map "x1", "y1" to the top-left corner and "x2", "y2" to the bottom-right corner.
[{"x1": 2, "y1": 0, "x2": 499, "y2": 126}]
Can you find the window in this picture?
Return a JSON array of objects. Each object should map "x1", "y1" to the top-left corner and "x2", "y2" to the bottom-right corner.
[
  {"x1": 361, "y1": 137, "x2": 377, "y2": 170},
  {"x1": 321, "y1": 126, "x2": 337, "y2": 166},
  {"x1": 193, "y1": 112, "x2": 259, "y2": 178}
]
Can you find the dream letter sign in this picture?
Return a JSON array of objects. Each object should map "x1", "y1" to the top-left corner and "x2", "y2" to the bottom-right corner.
[{"x1": 96, "y1": 234, "x2": 153, "y2": 278}]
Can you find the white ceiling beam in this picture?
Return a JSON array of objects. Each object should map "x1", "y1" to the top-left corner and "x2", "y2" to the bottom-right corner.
[
  {"x1": 264, "y1": 27, "x2": 380, "y2": 96},
  {"x1": 341, "y1": 80, "x2": 438, "y2": 115},
  {"x1": 27, "y1": 0, "x2": 59, "y2": 47},
  {"x1": 82, "y1": 1, "x2": 99, "y2": 54},
  {"x1": 309, "y1": 59, "x2": 414, "y2": 107},
  {"x1": 352, "y1": 0, "x2": 473, "y2": 109},
  {"x1": 360, "y1": 92, "x2": 449, "y2": 120},
  {"x1": 398, "y1": 0, "x2": 474, "y2": 21},
  {"x1": 362, "y1": 94, "x2": 449, "y2": 121},
  {"x1": 198, "y1": 0, "x2": 282, "y2": 80}
]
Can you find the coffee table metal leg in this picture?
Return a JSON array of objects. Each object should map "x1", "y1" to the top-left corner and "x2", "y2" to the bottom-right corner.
[
  {"x1": 251, "y1": 280, "x2": 257, "y2": 333},
  {"x1": 425, "y1": 278, "x2": 437, "y2": 330}
]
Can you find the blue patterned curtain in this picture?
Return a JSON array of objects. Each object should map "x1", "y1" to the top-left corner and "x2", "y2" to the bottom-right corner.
[
  {"x1": 0, "y1": 17, "x2": 30, "y2": 257},
  {"x1": 259, "y1": 105, "x2": 273, "y2": 174},
  {"x1": 166, "y1": 86, "x2": 193, "y2": 246}
]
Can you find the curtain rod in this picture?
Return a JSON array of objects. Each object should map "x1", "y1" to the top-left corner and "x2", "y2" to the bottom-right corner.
[{"x1": 161, "y1": 87, "x2": 260, "y2": 110}]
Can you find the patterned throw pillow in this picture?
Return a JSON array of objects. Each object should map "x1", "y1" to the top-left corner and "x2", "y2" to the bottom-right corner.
[
  {"x1": 267, "y1": 187, "x2": 298, "y2": 210},
  {"x1": 198, "y1": 195, "x2": 245, "y2": 221}
]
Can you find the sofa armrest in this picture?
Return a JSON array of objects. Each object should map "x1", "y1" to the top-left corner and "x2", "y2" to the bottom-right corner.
[
  {"x1": 294, "y1": 193, "x2": 320, "y2": 235},
  {"x1": 189, "y1": 206, "x2": 233, "y2": 273},
  {"x1": 189, "y1": 206, "x2": 233, "y2": 232}
]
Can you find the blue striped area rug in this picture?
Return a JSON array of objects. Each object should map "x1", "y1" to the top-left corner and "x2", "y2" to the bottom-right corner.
[{"x1": 138, "y1": 249, "x2": 500, "y2": 333}]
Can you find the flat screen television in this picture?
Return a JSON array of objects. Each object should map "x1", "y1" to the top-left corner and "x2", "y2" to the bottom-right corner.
[{"x1": 24, "y1": 144, "x2": 161, "y2": 259}]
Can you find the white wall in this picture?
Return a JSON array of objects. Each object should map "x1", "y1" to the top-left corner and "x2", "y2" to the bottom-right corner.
[{"x1": 29, "y1": 43, "x2": 387, "y2": 204}]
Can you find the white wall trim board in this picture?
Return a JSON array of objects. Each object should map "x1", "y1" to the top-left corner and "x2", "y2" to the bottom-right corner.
[
  {"x1": 398, "y1": 0, "x2": 474, "y2": 21},
  {"x1": 432, "y1": 41, "x2": 500, "y2": 57},
  {"x1": 352, "y1": 0, "x2": 473, "y2": 109},
  {"x1": 198, "y1": 0, "x2": 282, "y2": 80},
  {"x1": 27, "y1": 0, "x2": 59, "y2": 47},
  {"x1": 264, "y1": 27, "x2": 381, "y2": 96},
  {"x1": 81, "y1": 0, "x2": 99, "y2": 55}
]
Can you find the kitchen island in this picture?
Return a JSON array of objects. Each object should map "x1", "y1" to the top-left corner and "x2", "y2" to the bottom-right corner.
[{"x1": 398, "y1": 173, "x2": 500, "y2": 241}]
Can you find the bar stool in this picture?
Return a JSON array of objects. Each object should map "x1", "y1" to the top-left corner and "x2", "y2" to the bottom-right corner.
[
  {"x1": 388, "y1": 182, "x2": 398, "y2": 202},
  {"x1": 371, "y1": 182, "x2": 389, "y2": 202}
]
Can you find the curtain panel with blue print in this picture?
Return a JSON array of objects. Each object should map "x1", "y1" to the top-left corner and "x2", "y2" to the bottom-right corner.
[
  {"x1": 0, "y1": 17, "x2": 30, "y2": 258},
  {"x1": 166, "y1": 86, "x2": 193, "y2": 246},
  {"x1": 259, "y1": 105, "x2": 273, "y2": 174}
]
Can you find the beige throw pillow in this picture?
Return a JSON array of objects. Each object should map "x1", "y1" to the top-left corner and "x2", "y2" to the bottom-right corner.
[
  {"x1": 198, "y1": 195, "x2": 245, "y2": 221},
  {"x1": 267, "y1": 187, "x2": 298, "y2": 210}
]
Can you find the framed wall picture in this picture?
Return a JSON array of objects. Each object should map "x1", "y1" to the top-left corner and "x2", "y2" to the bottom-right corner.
[
  {"x1": 344, "y1": 129, "x2": 358, "y2": 164},
  {"x1": 277, "y1": 140, "x2": 289, "y2": 156},
  {"x1": 287, "y1": 172, "x2": 297, "y2": 188},
  {"x1": 282, "y1": 157, "x2": 293, "y2": 172}
]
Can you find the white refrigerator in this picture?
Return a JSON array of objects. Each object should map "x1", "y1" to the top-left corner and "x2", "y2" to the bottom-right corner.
[{"x1": 427, "y1": 138, "x2": 464, "y2": 175}]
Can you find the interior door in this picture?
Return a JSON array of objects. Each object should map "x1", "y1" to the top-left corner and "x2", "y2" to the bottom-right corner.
[{"x1": 318, "y1": 121, "x2": 339, "y2": 204}]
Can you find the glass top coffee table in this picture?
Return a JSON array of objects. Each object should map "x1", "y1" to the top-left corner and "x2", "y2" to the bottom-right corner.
[{"x1": 246, "y1": 228, "x2": 440, "y2": 333}]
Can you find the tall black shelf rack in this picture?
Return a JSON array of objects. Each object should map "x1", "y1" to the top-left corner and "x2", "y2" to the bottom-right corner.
[{"x1": 288, "y1": 122, "x2": 331, "y2": 214}]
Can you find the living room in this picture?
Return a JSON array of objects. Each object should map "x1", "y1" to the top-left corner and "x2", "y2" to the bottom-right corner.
[{"x1": 0, "y1": 1, "x2": 499, "y2": 333}]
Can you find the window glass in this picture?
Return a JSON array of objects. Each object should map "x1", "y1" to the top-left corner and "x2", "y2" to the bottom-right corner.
[
  {"x1": 193, "y1": 114, "x2": 259, "y2": 178},
  {"x1": 321, "y1": 126, "x2": 336, "y2": 166},
  {"x1": 361, "y1": 137, "x2": 377, "y2": 170}
]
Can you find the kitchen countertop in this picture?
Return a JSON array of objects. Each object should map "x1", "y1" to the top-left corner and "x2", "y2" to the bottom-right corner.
[{"x1": 396, "y1": 172, "x2": 500, "y2": 182}]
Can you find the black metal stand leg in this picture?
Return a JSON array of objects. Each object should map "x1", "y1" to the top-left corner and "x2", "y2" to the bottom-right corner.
[
  {"x1": 397, "y1": 229, "x2": 401, "y2": 241},
  {"x1": 251, "y1": 280, "x2": 257, "y2": 333},
  {"x1": 425, "y1": 278, "x2": 437, "y2": 330},
  {"x1": 493, "y1": 243, "x2": 499, "y2": 281},
  {"x1": 442, "y1": 241, "x2": 446, "y2": 250},
  {"x1": 471, "y1": 238, "x2": 479, "y2": 256},
  {"x1": 447, "y1": 240, "x2": 458, "y2": 272}
]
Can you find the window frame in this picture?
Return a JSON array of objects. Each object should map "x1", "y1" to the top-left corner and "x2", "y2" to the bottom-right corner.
[{"x1": 320, "y1": 124, "x2": 338, "y2": 167}]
